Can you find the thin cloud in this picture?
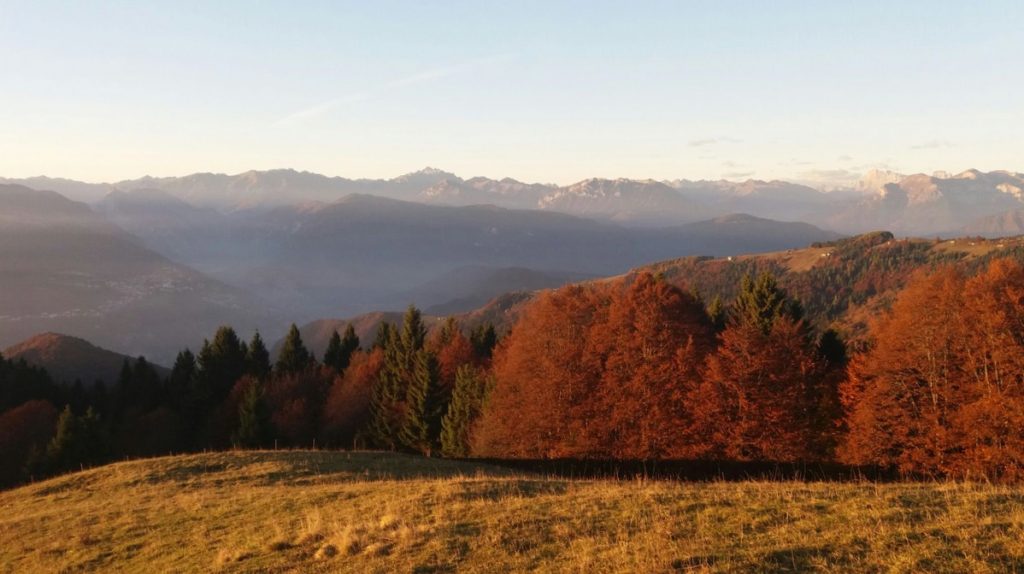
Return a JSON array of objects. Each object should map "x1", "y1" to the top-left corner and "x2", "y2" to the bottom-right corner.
[
  {"x1": 275, "y1": 54, "x2": 516, "y2": 127},
  {"x1": 723, "y1": 171, "x2": 755, "y2": 179},
  {"x1": 910, "y1": 139, "x2": 954, "y2": 150},
  {"x1": 688, "y1": 136, "x2": 741, "y2": 147}
]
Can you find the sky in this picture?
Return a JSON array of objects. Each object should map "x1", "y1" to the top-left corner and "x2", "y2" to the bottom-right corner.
[{"x1": 0, "y1": 0, "x2": 1021, "y2": 186}]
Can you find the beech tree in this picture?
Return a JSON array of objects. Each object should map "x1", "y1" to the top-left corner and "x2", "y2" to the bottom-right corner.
[{"x1": 693, "y1": 272, "x2": 834, "y2": 462}]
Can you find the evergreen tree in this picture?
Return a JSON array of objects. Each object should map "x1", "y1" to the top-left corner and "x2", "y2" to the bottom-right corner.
[
  {"x1": 469, "y1": 323, "x2": 498, "y2": 360},
  {"x1": 246, "y1": 331, "x2": 271, "y2": 379},
  {"x1": 707, "y1": 295, "x2": 727, "y2": 332},
  {"x1": 233, "y1": 381, "x2": 273, "y2": 449},
  {"x1": 133, "y1": 356, "x2": 162, "y2": 410},
  {"x1": 373, "y1": 322, "x2": 394, "y2": 350},
  {"x1": 340, "y1": 324, "x2": 360, "y2": 368},
  {"x1": 323, "y1": 330, "x2": 344, "y2": 372},
  {"x1": 167, "y1": 349, "x2": 196, "y2": 409},
  {"x1": 276, "y1": 324, "x2": 313, "y2": 375},
  {"x1": 323, "y1": 326, "x2": 361, "y2": 374},
  {"x1": 46, "y1": 406, "x2": 107, "y2": 473},
  {"x1": 400, "y1": 350, "x2": 443, "y2": 455},
  {"x1": 733, "y1": 272, "x2": 803, "y2": 335},
  {"x1": 399, "y1": 305, "x2": 427, "y2": 358},
  {"x1": 440, "y1": 365, "x2": 489, "y2": 457},
  {"x1": 197, "y1": 327, "x2": 248, "y2": 401},
  {"x1": 366, "y1": 308, "x2": 429, "y2": 449}
]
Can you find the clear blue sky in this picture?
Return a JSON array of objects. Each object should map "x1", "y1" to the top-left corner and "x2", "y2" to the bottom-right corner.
[{"x1": 1, "y1": 0, "x2": 1021, "y2": 185}]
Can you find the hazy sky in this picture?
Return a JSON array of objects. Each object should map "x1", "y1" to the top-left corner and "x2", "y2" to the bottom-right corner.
[{"x1": 1, "y1": 1, "x2": 1021, "y2": 186}]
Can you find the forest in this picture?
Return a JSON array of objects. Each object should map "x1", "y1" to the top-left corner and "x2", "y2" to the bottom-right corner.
[{"x1": 4, "y1": 253, "x2": 1024, "y2": 486}]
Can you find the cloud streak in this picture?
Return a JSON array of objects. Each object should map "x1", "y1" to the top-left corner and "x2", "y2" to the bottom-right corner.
[{"x1": 275, "y1": 54, "x2": 516, "y2": 127}]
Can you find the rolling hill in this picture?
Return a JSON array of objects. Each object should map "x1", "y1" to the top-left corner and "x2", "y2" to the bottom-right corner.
[
  {"x1": 1, "y1": 451, "x2": 1021, "y2": 572},
  {"x1": 2, "y1": 333, "x2": 169, "y2": 385}
]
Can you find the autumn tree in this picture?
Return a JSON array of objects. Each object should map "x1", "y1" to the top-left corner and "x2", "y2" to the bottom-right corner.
[
  {"x1": 841, "y1": 261, "x2": 1024, "y2": 480},
  {"x1": 473, "y1": 284, "x2": 609, "y2": 457},
  {"x1": 588, "y1": 273, "x2": 716, "y2": 459},
  {"x1": 693, "y1": 272, "x2": 835, "y2": 462},
  {"x1": 322, "y1": 348, "x2": 384, "y2": 448}
]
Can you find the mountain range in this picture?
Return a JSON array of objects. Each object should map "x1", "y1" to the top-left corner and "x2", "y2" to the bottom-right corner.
[
  {"x1": 5, "y1": 166, "x2": 1024, "y2": 363},
  {"x1": 6, "y1": 167, "x2": 1024, "y2": 236}
]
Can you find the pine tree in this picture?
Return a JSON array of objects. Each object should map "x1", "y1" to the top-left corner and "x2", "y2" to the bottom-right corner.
[
  {"x1": 733, "y1": 272, "x2": 802, "y2": 334},
  {"x1": 399, "y1": 305, "x2": 427, "y2": 358},
  {"x1": 46, "y1": 406, "x2": 107, "y2": 472},
  {"x1": 323, "y1": 330, "x2": 344, "y2": 372},
  {"x1": 469, "y1": 323, "x2": 498, "y2": 361},
  {"x1": 276, "y1": 324, "x2": 313, "y2": 375},
  {"x1": 233, "y1": 381, "x2": 273, "y2": 448},
  {"x1": 339, "y1": 324, "x2": 360, "y2": 369},
  {"x1": 168, "y1": 349, "x2": 196, "y2": 409},
  {"x1": 197, "y1": 326, "x2": 248, "y2": 401},
  {"x1": 373, "y1": 322, "x2": 394, "y2": 350},
  {"x1": 440, "y1": 365, "x2": 489, "y2": 457},
  {"x1": 366, "y1": 308, "x2": 429, "y2": 449},
  {"x1": 707, "y1": 295, "x2": 727, "y2": 332},
  {"x1": 400, "y1": 350, "x2": 443, "y2": 455},
  {"x1": 246, "y1": 331, "x2": 271, "y2": 379}
]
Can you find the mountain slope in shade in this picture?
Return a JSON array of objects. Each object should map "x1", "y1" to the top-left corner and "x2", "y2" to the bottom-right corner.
[
  {"x1": 962, "y1": 209, "x2": 1024, "y2": 238},
  {"x1": 3, "y1": 333, "x2": 169, "y2": 385},
  {"x1": 0, "y1": 184, "x2": 282, "y2": 364}
]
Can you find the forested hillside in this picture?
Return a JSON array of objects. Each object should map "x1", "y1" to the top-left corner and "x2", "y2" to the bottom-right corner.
[{"x1": 5, "y1": 233, "x2": 1024, "y2": 489}]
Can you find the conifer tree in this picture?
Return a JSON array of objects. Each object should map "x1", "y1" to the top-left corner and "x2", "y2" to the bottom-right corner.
[
  {"x1": 323, "y1": 331, "x2": 344, "y2": 372},
  {"x1": 323, "y1": 325, "x2": 360, "y2": 374},
  {"x1": 707, "y1": 295, "x2": 727, "y2": 332},
  {"x1": 46, "y1": 406, "x2": 107, "y2": 472},
  {"x1": 373, "y1": 322, "x2": 394, "y2": 350},
  {"x1": 400, "y1": 350, "x2": 443, "y2": 455},
  {"x1": 366, "y1": 307, "x2": 429, "y2": 449},
  {"x1": 233, "y1": 381, "x2": 273, "y2": 449},
  {"x1": 167, "y1": 349, "x2": 196, "y2": 410},
  {"x1": 339, "y1": 324, "x2": 360, "y2": 368},
  {"x1": 245, "y1": 331, "x2": 271, "y2": 379},
  {"x1": 276, "y1": 324, "x2": 313, "y2": 375},
  {"x1": 197, "y1": 327, "x2": 248, "y2": 401},
  {"x1": 733, "y1": 272, "x2": 803, "y2": 334},
  {"x1": 469, "y1": 323, "x2": 498, "y2": 360},
  {"x1": 440, "y1": 365, "x2": 489, "y2": 457}
]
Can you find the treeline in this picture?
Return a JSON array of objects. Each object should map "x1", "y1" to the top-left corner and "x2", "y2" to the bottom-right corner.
[
  {"x1": 0, "y1": 315, "x2": 498, "y2": 487},
  {"x1": 6, "y1": 256, "x2": 1024, "y2": 485}
]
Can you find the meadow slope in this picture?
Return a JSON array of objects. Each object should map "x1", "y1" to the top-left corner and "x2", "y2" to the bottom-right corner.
[{"x1": 2, "y1": 452, "x2": 1024, "y2": 573}]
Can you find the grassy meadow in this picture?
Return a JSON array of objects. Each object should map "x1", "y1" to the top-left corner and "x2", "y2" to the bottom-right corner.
[{"x1": 1, "y1": 451, "x2": 1024, "y2": 573}]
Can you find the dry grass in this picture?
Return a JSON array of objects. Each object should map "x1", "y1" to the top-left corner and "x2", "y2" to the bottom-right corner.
[{"x1": 2, "y1": 451, "x2": 1024, "y2": 573}]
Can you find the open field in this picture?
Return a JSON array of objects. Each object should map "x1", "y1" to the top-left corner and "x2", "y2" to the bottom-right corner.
[{"x1": 2, "y1": 452, "x2": 1024, "y2": 573}]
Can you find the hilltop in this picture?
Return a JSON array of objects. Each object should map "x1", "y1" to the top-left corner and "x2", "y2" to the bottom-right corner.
[
  {"x1": 1, "y1": 451, "x2": 1023, "y2": 572},
  {"x1": 2, "y1": 333, "x2": 168, "y2": 385}
]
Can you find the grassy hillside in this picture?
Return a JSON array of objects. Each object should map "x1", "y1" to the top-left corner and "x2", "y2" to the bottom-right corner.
[{"x1": 2, "y1": 452, "x2": 1024, "y2": 573}]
